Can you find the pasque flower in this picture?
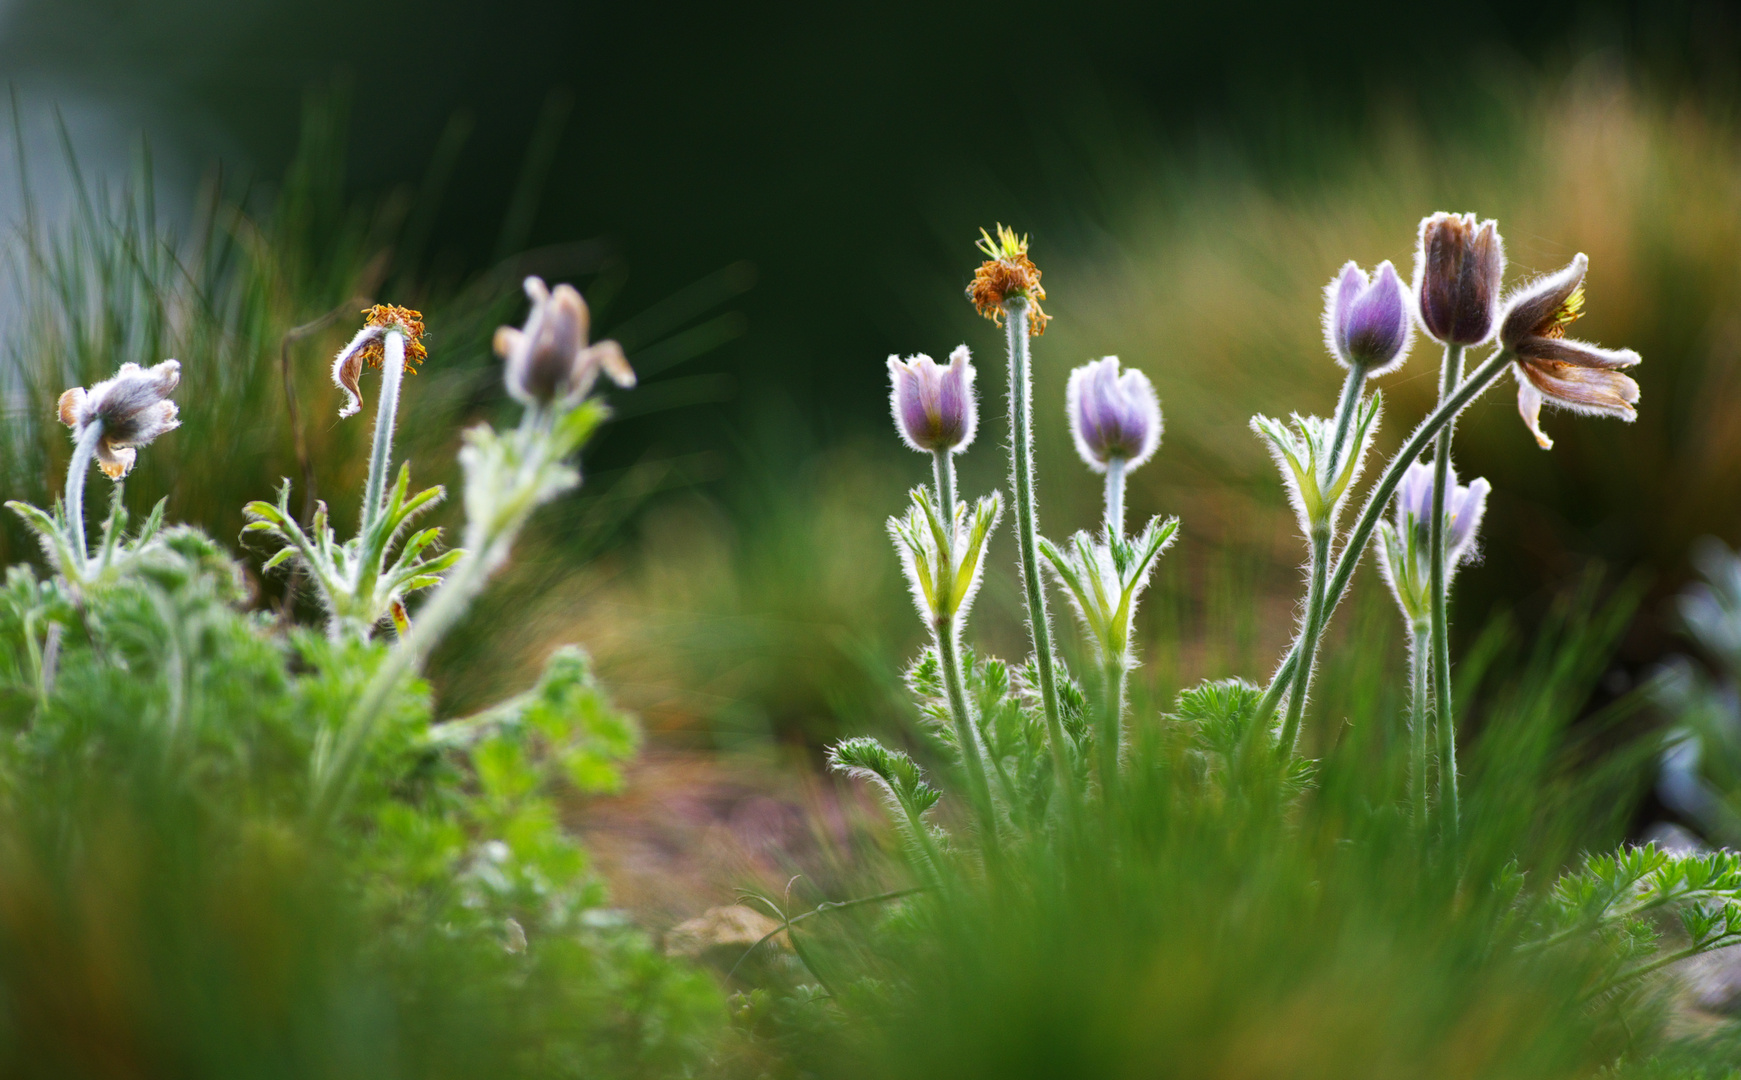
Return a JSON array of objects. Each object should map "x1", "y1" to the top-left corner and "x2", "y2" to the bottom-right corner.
[
  {"x1": 1395, "y1": 461, "x2": 1489, "y2": 564},
  {"x1": 1378, "y1": 462, "x2": 1490, "y2": 623},
  {"x1": 58, "y1": 360, "x2": 182, "y2": 479},
  {"x1": 888, "y1": 347, "x2": 977, "y2": 453},
  {"x1": 493, "y1": 276, "x2": 635, "y2": 407},
  {"x1": 1497, "y1": 252, "x2": 1641, "y2": 450},
  {"x1": 1324, "y1": 260, "x2": 1412, "y2": 375},
  {"x1": 1067, "y1": 357, "x2": 1162, "y2": 473},
  {"x1": 1413, "y1": 212, "x2": 1505, "y2": 346},
  {"x1": 332, "y1": 304, "x2": 429, "y2": 419}
]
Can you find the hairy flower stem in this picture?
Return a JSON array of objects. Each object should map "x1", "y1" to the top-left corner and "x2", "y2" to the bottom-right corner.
[
  {"x1": 931, "y1": 449, "x2": 957, "y2": 525},
  {"x1": 936, "y1": 613, "x2": 1002, "y2": 864},
  {"x1": 360, "y1": 331, "x2": 406, "y2": 537},
  {"x1": 1099, "y1": 657, "x2": 1126, "y2": 807},
  {"x1": 1270, "y1": 363, "x2": 1366, "y2": 757},
  {"x1": 1409, "y1": 619, "x2": 1431, "y2": 831},
  {"x1": 1275, "y1": 525, "x2": 1331, "y2": 757},
  {"x1": 1002, "y1": 297, "x2": 1071, "y2": 799},
  {"x1": 64, "y1": 418, "x2": 103, "y2": 568},
  {"x1": 927, "y1": 446, "x2": 1001, "y2": 860},
  {"x1": 1104, "y1": 456, "x2": 1126, "y2": 538},
  {"x1": 1428, "y1": 342, "x2": 1464, "y2": 840},
  {"x1": 1261, "y1": 348, "x2": 1515, "y2": 725},
  {"x1": 312, "y1": 405, "x2": 574, "y2": 830}
]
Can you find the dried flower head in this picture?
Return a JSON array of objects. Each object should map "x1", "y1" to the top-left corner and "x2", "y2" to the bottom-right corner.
[
  {"x1": 967, "y1": 224, "x2": 1050, "y2": 335},
  {"x1": 1497, "y1": 253, "x2": 1641, "y2": 450},
  {"x1": 1324, "y1": 260, "x2": 1412, "y2": 375},
  {"x1": 493, "y1": 276, "x2": 635, "y2": 407},
  {"x1": 888, "y1": 346, "x2": 977, "y2": 454},
  {"x1": 1412, "y1": 212, "x2": 1505, "y2": 346},
  {"x1": 331, "y1": 304, "x2": 429, "y2": 419},
  {"x1": 1067, "y1": 357, "x2": 1162, "y2": 473},
  {"x1": 58, "y1": 360, "x2": 182, "y2": 479}
]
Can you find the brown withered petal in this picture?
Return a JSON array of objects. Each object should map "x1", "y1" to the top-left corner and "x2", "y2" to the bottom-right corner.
[
  {"x1": 330, "y1": 325, "x2": 382, "y2": 419},
  {"x1": 58, "y1": 387, "x2": 85, "y2": 428},
  {"x1": 1499, "y1": 254, "x2": 1588, "y2": 349},
  {"x1": 1514, "y1": 356, "x2": 1641, "y2": 450}
]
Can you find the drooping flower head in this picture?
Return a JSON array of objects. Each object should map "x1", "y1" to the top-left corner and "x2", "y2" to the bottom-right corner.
[
  {"x1": 1067, "y1": 357, "x2": 1162, "y2": 473},
  {"x1": 493, "y1": 276, "x2": 635, "y2": 407},
  {"x1": 888, "y1": 346, "x2": 977, "y2": 454},
  {"x1": 57, "y1": 360, "x2": 182, "y2": 479},
  {"x1": 967, "y1": 224, "x2": 1049, "y2": 336},
  {"x1": 1412, "y1": 212, "x2": 1505, "y2": 346},
  {"x1": 1497, "y1": 253, "x2": 1641, "y2": 450},
  {"x1": 1324, "y1": 260, "x2": 1412, "y2": 375},
  {"x1": 331, "y1": 304, "x2": 429, "y2": 419}
]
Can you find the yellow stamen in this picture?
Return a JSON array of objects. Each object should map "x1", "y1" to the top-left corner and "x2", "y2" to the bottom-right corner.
[{"x1": 357, "y1": 304, "x2": 430, "y2": 371}]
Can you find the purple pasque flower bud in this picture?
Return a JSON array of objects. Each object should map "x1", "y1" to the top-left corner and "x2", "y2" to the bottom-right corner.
[
  {"x1": 1323, "y1": 260, "x2": 1411, "y2": 376},
  {"x1": 1412, "y1": 212, "x2": 1505, "y2": 346},
  {"x1": 888, "y1": 346, "x2": 978, "y2": 454},
  {"x1": 1067, "y1": 356, "x2": 1162, "y2": 473},
  {"x1": 1395, "y1": 460, "x2": 1490, "y2": 565}
]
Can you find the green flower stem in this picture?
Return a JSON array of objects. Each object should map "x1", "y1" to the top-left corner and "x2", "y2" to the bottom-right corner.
[
  {"x1": 1002, "y1": 297, "x2": 1071, "y2": 798},
  {"x1": 1271, "y1": 362, "x2": 1366, "y2": 758},
  {"x1": 1275, "y1": 523, "x2": 1331, "y2": 758},
  {"x1": 312, "y1": 404, "x2": 582, "y2": 829},
  {"x1": 1099, "y1": 655, "x2": 1126, "y2": 807},
  {"x1": 1428, "y1": 341, "x2": 1464, "y2": 840},
  {"x1": 1260, "y1": 347, "x2": 1515, "y2": 729},
  {"x1": 1409, "y1": 618, "x2": 1431, "y2": 831},
  {"x1": 1104, "y1": 456, "x2": 1126, "y2": 539},
  {"x1": 360, "y1": 330, "x2": 406, "y2": 537},
  {"x1": 64, "y1": 418, "x2": 103, "y2": 568},
  {"x1": 1323, "y1": 363, "x2": 1369, "y2": 487},
  {"x1": 928, "y1": 445, "x2": 1000, "y2": 860},
  {"x1": 932, "y1": 449, "x2": 957, "y2": 526},
  {"x1": 936, "y1": 610, "x2": 1002, "y2": 863}
]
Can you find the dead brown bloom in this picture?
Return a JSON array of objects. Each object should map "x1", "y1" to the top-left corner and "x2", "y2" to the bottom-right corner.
[
  {"x1": 355, "y1": 304, "x2": 430, "y2": 372},
  {"x1": 967, "y1": 225, "x2": 1050, "y2": 336}
]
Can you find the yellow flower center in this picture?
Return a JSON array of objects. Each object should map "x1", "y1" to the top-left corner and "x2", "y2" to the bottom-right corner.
[{"x1": 358, "y1": 304, "x2": 430, "y2": 370}]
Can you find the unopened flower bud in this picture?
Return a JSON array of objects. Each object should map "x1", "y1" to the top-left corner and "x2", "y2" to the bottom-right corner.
[
  {"x1": 1395, "y1": 460, "x2": 1490, "y2": 565},
  {"x1": 494, "y1": 276, "x2": 635, "y2": 407},
  {"x1": 1324, "y1": 260, "x2": 1411, "y2": 375},
  {"x1": 57, "y1": 360, "x2": 182, "y2": 479},
  {"x1": 1412, "y1": 212, "x2": 1505, "y2": 346},
  {"x1": 888, "y1": 346, "x2": 977, "y2": 453},
  {"x1": 1067, "y1": 357, "x2": 1161, "y2": 473}
]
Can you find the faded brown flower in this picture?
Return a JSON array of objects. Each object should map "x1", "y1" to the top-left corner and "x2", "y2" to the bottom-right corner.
[
  {"x1": 58, "y1": 360, "x2": 182, "y2": 479},
  {"x1": 493, "y1": 277, "x2": 635, "y2": 406},
  {"x1": 331, "y1": 304, "x2": 431, "y2": 419},
  {"x1": 355, "y1": 304, "x2": 429, "y2": 370},
  {"x1": 1498, "y1": 252, "x2": 1641, "y2": 450},
  {"x1": 967, "y1": 224, "x2": 1050, "y2": 336}
]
